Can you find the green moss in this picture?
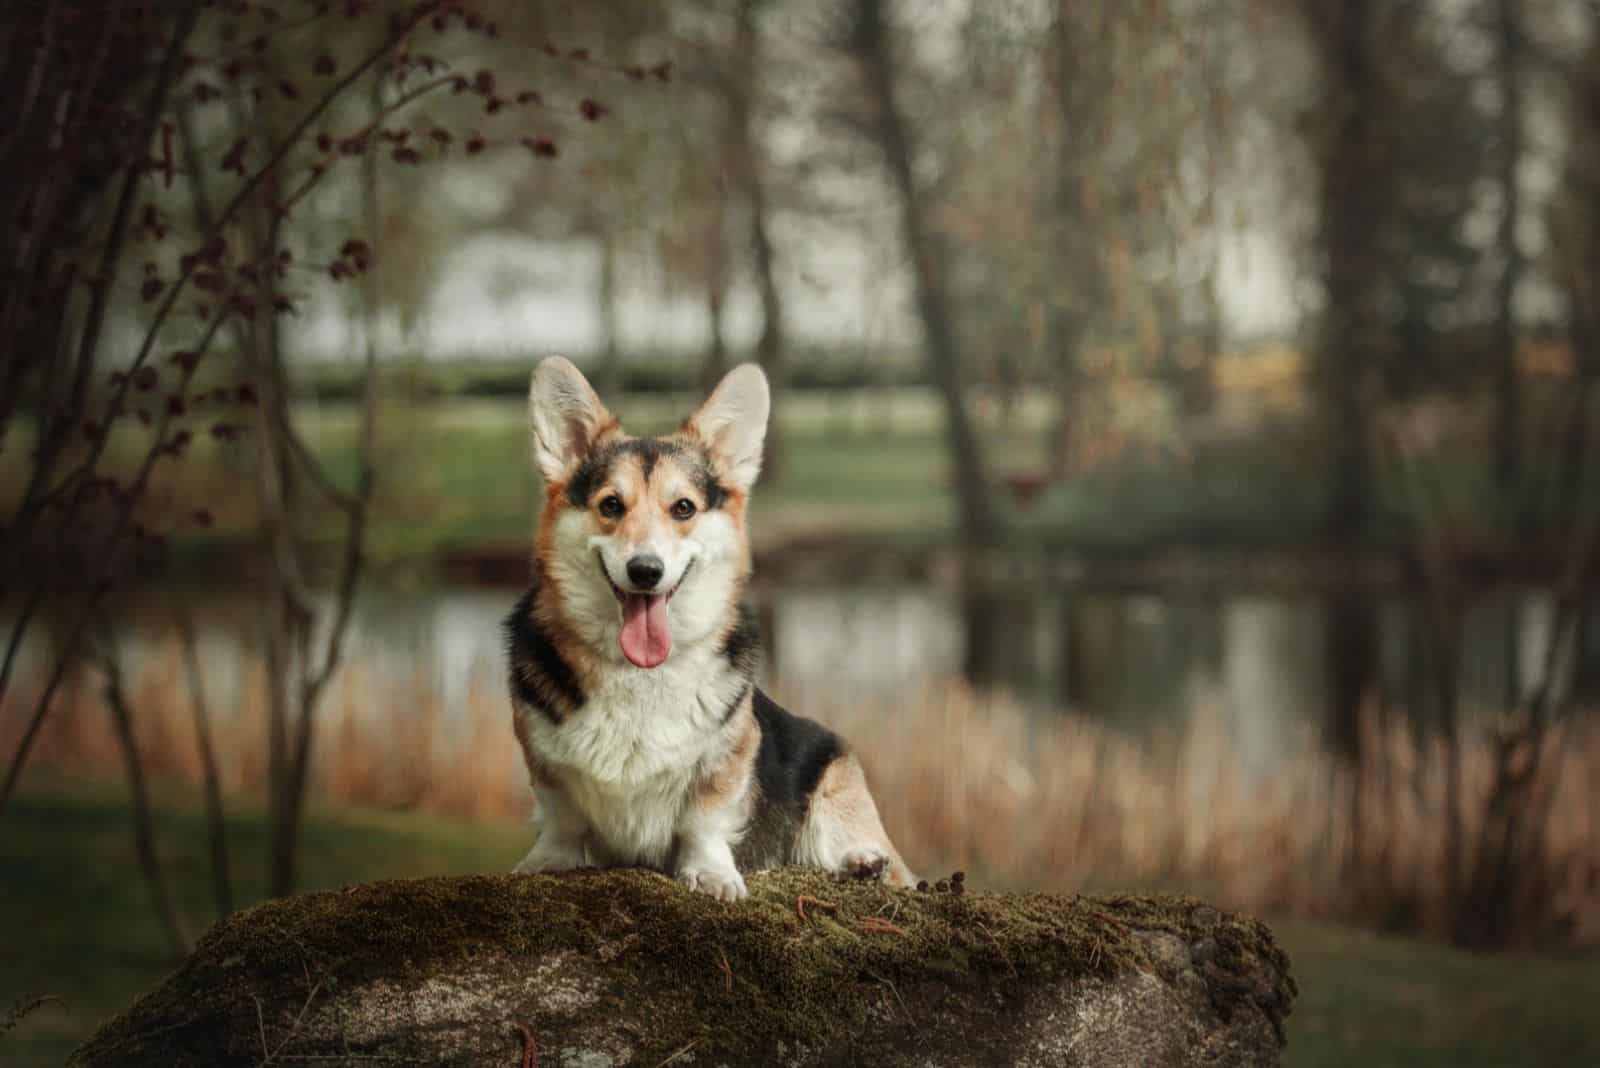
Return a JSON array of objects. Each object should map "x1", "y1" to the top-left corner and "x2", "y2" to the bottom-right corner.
[{"x1": 71, "y1": 869, "x2": 1295, "y2": 1066}]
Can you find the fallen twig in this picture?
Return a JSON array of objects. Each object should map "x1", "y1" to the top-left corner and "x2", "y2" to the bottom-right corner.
[
  {"x1": 1092, "y1": 910, "x2": 1130, "y2": 933},
  {"x1": 252, "y1": 979, "x2": 323, "y2": 1067},
  {"x1": 796, "y1": 894, "x2": 837, "y2": 922},
  {"x1": 865, "y1": 971, "x2": 916, "y2": 1029},
  {"x1": 976, "y1": 922, "x2": 1018, "y2": 978},
  {"x1": 716, "y1": 948, "x2": 734, "y2": 993},
  {"x1": 2, "y1": 995, "x2": 65, "y2": 1037},
  {"x1": 253, "y1": 995, "x2": 271, "y2": 1063},
  {"x1": 655, "y1": 1040, "x2": 698, "y2": 1066},
  {"x1": 513, "y1": 1021, "x2": 537, "y2": 1068}
]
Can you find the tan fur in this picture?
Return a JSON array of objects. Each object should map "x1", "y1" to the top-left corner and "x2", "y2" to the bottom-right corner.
[{"x1": 805, "y1": 754, "x2": 917, "y2": 887}]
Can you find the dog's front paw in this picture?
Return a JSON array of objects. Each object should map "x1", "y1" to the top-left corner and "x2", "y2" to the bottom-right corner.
[
  {"x1": 677, "y1": 864, "x2": 748, "y2": 902},
  {"x1": 839, "y1": 847, "x2": 891, "y2": 882},
  {"x1": 513, "y1": 840, "x2": 587, "y2": 874}
]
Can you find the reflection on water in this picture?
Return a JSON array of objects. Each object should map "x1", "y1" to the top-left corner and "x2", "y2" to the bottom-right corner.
[{"x1": 23, "y1": 581, "x2": 1574, "y2": 770}]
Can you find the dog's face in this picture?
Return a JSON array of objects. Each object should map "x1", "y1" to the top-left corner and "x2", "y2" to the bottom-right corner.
[{"x1": 528, "y1": 358, "x2": 769, "y2": 668}]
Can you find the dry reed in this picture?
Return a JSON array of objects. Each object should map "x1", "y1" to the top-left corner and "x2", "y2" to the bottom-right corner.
[{"x1": 5, "y1": 640, "x2": 1597, "y2": 944}]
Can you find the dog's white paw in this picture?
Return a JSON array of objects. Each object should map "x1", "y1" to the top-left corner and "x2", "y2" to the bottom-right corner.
[
  {"x1": 513, "y1": 840, "x2": 587, "y2": 874},
  {"x1": 839, "y1": 846, "x2": 891, "y2": 882},
  {"x1": 678, "y1": 864, "x2": 748, "y2": 902}
]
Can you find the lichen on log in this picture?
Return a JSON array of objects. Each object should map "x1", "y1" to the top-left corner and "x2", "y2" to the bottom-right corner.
[{"x1": 70, "y1": 868, "x2": 1296, "y2": 1067}]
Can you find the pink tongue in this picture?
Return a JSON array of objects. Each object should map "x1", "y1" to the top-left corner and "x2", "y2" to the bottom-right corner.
[{"x1": 619, "y1": 593, "x2": 672, "y2": 668}]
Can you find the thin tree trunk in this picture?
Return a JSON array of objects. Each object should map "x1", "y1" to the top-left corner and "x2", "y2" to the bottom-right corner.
[
  {"x1": 701, "y1": 156, "x2": 731, "y2": 397},
  {"x1": 729, "y1": 0, "x2": 786, "y2": 478},
  {"x1": 596, "y1": 226, "x2": 623, "y2": 398},
  {"x1": 252, "y1": 174, "x2": 307, "y2": 900},
  {"x1": 1432, "y1": 606, "x2": 1463, "y2": 918},
  {"x1": 96, "y1": 625, "x2": 193, "y2": 960},
  {"x1": 747, "y1": 177, "x2": 785, "y2": 471},
  {"x1": 1045, "y1": 8, "x2": 1096, "y2": 476},
  {"x1": 1049, "y1": 315, "x2": 1083, "y2": 471},
  {"x1": 1575, "y1": 601, "x2": 1600, "y2": 706},
  {"x1": 1560, "y1": 32, "x2": 1600, "y2": 707},
  {"x1": 704, "y1": 272, "x2": 728, "y2": 395},
  {"x1": 852, "y1": 0, "x2": 1002, "y2": 684},
  {"x1": 268, "y1": 74, "x2": 383, "y2": 896},
  {"x1": 852, "y1": 0, "x2": 998, "y2": 550},
  {"x1": 260, "y1": 355, "x2": 302, "y2": 898},
  {"x1": 176, "y1": 605, "x2": 232, "y2": 919},
  {"x1": 1309, "y1": 0, "x2": 1381, "y2": 764},
  {"x1": 1496, "y1": 0, "x2": 1526, "y2": 710}
]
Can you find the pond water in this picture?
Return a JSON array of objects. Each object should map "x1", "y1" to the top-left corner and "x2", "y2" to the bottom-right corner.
[{"x1": 56, "y1": 578, "x2": 1578, "y2": 776}]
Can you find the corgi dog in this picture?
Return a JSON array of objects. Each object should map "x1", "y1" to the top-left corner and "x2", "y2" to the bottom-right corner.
[{"x1": 506, "y1": 357, "x2": 915, "y2": 900}]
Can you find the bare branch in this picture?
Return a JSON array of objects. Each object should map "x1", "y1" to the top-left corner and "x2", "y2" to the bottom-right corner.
[
  {"x1": 0, "y1": 578, "x2": 49, "y2": 737},
  {"x1": 5, "y1": 0, "x2": 197, "y2": 545},
  {"x1": 0, "y1": 602, "x2": 94, "y2": 816},
  {"x1": 45, "y1": 1, "x2": 438, "y2": 522},
  {"x1": 177, "y1": 604, "x2": 233, "y2": 918},
  {"x1": 294, "y1": 69, "x2": 386, "y2": 800},
  {"x1": 0, "y1": 302, "x2": 231, "y2": 816},
  {"x1": 92, "y1": 620, "x2": 194, "y2": 959}
]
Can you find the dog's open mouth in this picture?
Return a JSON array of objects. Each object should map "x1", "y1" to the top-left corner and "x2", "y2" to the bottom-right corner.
[{"x1": 604, "y1": 557, "x2": 693, "y2": 670}]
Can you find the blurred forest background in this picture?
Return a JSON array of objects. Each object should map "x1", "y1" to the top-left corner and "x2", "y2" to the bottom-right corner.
[{"x1": 4, "y1": 0, "x2": 1600, "y2": 1064}]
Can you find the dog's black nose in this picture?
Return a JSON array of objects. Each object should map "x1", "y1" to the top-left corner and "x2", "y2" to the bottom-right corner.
[{"x1": 626, "y1": 554, "x2": 665, "y2": 590}]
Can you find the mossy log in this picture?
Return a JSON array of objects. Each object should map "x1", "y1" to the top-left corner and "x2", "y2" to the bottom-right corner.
[{"x1": 70, "y1": 869, "x2": 1296, "y2": 1067}]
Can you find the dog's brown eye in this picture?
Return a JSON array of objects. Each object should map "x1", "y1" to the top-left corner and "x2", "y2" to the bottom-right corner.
[
  {"x1": 670, "y1": 498, "x2": 696, "y2": 521},
  {"x1": 598, "y1": 495, "x2": 625, "y2": 519}
]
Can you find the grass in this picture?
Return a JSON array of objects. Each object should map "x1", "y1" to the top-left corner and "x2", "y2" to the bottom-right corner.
[
  {"x1": 5, "y1": 360, "x2": 1579, "y2": 570},
  {"x1": 1284, "y1": 919, "x2": 1600, "y2": 1068},
  {"x1": 0, "y1": 389, "x2": 1049, "y2": 561},
  {"x1": 0, "y1": 385, "x2": 1351, "y2": 565},
  {"x1": 0, "y1": 775, "x2": 527, "y2": 1067},
  {"x1": 2, "y1": 775, "x2": 1598, "y2": 1067}
]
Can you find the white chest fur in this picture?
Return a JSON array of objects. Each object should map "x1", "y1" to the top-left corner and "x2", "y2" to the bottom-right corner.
[{"x1": 517, "y1": 641, "x2": 747, "y2": 866}]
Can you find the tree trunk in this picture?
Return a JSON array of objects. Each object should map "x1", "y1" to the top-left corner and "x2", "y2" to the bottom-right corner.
[
  {"x1": 96, "y1": 628, "x2": 193, "y2": 961},
  {"x1": 852, "y1": 0, "x2": 1002, "y2": 685},
  {"x1": 1049, "y1": 313, "x2": 1084, "y2": 472},
  {"x1": 1495, "y1": 0, "x2": 1526, "y2": 710},
  {"x1": 852, "y1": 0, "x2": 999, "y2": 551},
  {"x1": 704, "y1": 272, "x2": 728, "y2": 395},
  {"x1": 177, "y1": 606, "x2": 232, "y2": 919},
  {"x1": 596, "y1": 226, "x2": 623, "y2": 399},
  {"x1": 729, "y1": 0, "x2": 787, "y2": 478},
  {"x1": 1309, "y1": 0, "x2": 1381, "y2": 764},
  {"x1": 1431, "y1": 605, "x2": 1464, "y2": 920},
  {"x1": 256, "y1": 74, "x2": 381, "y2": 899},
  {"x1": 1045, "y1": 9, "x2": 1101, "y2": 477},
  {"x1": 1559, "y1": 31, "x2": 1600, "y2": 707},
  {"x1": 701, "y1": 182, "x2": 730, "y2": 395},
  {"x1": 259, "y1": 356, "x2": 303, "y2": 899},
  {"x1": 1573, "y1": 602, "x2": 1600, "y2": 706}
]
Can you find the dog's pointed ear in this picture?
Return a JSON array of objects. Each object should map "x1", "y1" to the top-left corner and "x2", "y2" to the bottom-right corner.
[
  {"x1": 528, "y1": 356, "x2": 614, "y2": 484},
  {"x1": 684, "y1": 363, "x2": 770, "y2": 494}
]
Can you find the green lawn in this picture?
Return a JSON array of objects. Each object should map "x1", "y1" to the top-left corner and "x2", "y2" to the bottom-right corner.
[
  {"x1": 300, "y1": 389, "x2": 1061, "y2": 554},
  {"x1": 0, "y1": 390, "x2": 1051, "y2": 560},
  {"x1": 0, "y1": 776, "x2": 526, "y2": 1067},
  {"x1": 3, "y1": 776, "x2": 1597, "y2": 1066},
  {"x1": 3, "y1": 386, "x2": 1369, "y2": 567}
]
